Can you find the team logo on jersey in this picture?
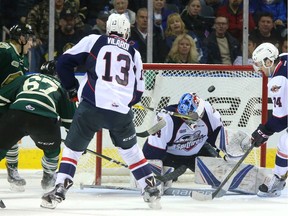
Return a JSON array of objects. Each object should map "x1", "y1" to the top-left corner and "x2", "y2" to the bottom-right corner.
[
  {"x1": 270, "y1": 85, "x2": 281, "y2": 93},
  {"x1": 112, "y1": 102, "x2": 119, "y2": 107},
  {"x1": 25, "y1": 104, "x2": 35, "y2": 111},
  {"x1": 11, "y1": 60, "x2": 19, "y2": 67},
  {"x1": 173, "y1": 131, "x2": 205, "y2": 151}
]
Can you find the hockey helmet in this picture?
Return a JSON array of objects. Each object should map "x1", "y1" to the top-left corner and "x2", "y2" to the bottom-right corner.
[
  {"x1": 40, "y1": 60, "x2": 57, "y2": 76},
  {"x1": 9, "y1": 23, "x2": 34, "y2": 42},
  {"x1": 106, "y1": 13, "x2": 130, "y2": 40},
  {"x1": 252, "y1": 42, "x2": 279, "y2": 73}
]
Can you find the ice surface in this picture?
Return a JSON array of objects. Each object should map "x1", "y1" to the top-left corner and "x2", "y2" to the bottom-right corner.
[{"x1": 0, "y1": 170, "x2": 287, "y2": 216}]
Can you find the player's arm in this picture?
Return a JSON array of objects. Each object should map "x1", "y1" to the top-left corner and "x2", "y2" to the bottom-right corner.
[
  {"x1": 56, "y1": 35, "x2": 100, "y2": 98},
  {"x1": 252, "y1": 76, "x2": 288, "y2": 147},
  {"x1": 128, "y1": 51, "x2": 144, "y2": 107},
  {"x1": 142, "y1": 114, "x2": 173, "y2": 160}
]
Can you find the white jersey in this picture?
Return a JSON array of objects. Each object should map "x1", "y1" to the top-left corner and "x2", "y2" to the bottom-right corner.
[
  {"x1": 57, "y1": 34, "x2": 144, "y2": 114},
  {"x1": 146, "y1": 101, "x2": 223, "y2": 156},
  {"x1": 265, "y1": 53, "x2": 288, "y2": 132}
]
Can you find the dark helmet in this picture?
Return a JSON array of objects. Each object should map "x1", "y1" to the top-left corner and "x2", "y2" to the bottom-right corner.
[
  {"x1": 40, "y1": 60, "x2": 57, "y2": 76},
  {"x1": 9, "y1": 23, "x2": 34, "y2": 41}
]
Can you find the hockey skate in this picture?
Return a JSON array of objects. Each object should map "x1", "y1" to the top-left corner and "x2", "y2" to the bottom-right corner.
[
  {"x1": 143, "y1": 176, "x2": 161, "y2": 209},
  {"x1": 41, "y1": 172, "x2": 56, "y2": 190},
  {"x1": 6, "y1": 163, "x2": 26, "y2": 192},
  {"x1": 257, "y1": 174, "x2": 287, "y2": 197},
  {"x1": 41, "y1": 178, "x2": 73, "y2": 209}
]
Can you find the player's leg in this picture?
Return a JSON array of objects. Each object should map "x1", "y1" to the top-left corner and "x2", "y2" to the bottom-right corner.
[
  {"x1": 110, "y1": 110, "x2": 161, "y2": 209},
  {"x1": 41, "y1": 101, "x2": 99, "y2": 209},
  {"x1": 28, "y1": 115, "x2": 62, "y2": 190},
  {"x1": 257, "y1": 132, "x2": 288, "y2": 197},
  {"x1": 0, "y1": 110, "x2": 27, "y2": 191},
  {"x1": 6, "y1": 144, "x2": 26, "y2": 190}
]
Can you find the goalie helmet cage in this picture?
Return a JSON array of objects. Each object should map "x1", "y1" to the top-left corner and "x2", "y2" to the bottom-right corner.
[{"x1": 76, "y1": 64, "x2": 268, "y2": 186}]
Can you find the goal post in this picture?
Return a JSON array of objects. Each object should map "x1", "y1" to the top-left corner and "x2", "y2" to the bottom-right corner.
[{"x1": 75, "y1": 64, "x2": 268, "y2": 186}]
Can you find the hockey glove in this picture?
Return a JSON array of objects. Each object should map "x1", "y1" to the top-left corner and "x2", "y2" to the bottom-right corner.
[
  {"x1": 251, "y1": 124, "x2": 274, "y2": 147},
  {"x1": 67, "y1": 87, "x2": 78, "y2": 102}
]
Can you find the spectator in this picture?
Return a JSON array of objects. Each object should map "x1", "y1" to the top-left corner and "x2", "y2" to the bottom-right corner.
[
  {"x1": 203, "y1": 16, "x2": 241, "y2": 64},
  {"x1": 181, "y1": 0, "x2": 214, "y2": 40},
  {"x1": 165, "y1": 13, "x2": 206, "y2": 63},
  {"x1": 216, "y1": 0, "x2": 255, "y2": 42},
  {"x1": 250, "y1": 0, "x2": 287, "y2": 31},
  {"x1": 26, "y1": 0, "x2": 85, "y2": 72},
  {"x1": 201, "y1": 0, "x2": 225, "y2": 16},
  {"x1": 129, "y1": 8, "x2": 169, "y2": 63},
  {"x1": 233, "y1": 36, "x2": 257, "y2": 65},
  {"x1": 16, "y1": 0, "x2": 41, "y2": 24},
  {"x1": 110, "y1": 0, "x2": 136, "y2": 26},
  {"x1": 249, "y1": 11, "x2": 282, "y2": 49},
  {"x1": 53, "y1": 7, "x2": 87, "y2": 60},
  {"x1": 90, "y1": 10, "x2": 110, "y2": 35},
  {"x1": 79, "y1": 0, "x2": 110, "y2": 26},
  {"x1": 153, "y1": 0, "x2": 174, "y2": 33},
  {"x1": 128, "y1": 0, "x2": 148, "y2": 12},
  {"x1": 165, "y1": 33, "x2": 199, "y2": 63},
  {"x1": 280, "y1": 38, "x2": 287, "y2": 53}
]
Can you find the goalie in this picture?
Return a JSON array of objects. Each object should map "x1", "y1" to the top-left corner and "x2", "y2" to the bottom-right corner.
[{"x1": 142, "y1": 92, "x2": 256, "y2": 193}]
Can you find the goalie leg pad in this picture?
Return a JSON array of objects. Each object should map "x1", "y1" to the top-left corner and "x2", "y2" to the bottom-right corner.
[{"x1": 194, "y1": 156, "x2": 272, "y2": 194}]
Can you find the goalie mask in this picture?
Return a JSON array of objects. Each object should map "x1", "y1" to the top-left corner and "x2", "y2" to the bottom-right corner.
[
  {"x1": 178, "y1": 93, "x2": 203, "y2": 128},
  {"x1": 106, "y1": 13, "x2": 130, "y2": 40},
  {"x1": 252, "y1": 42, "x2": 279, "y2": 76}
]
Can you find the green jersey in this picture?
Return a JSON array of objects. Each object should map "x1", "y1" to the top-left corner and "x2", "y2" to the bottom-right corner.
[
  {"x1": 0, "y1": 42, "x2": 29, "y2": 87},
  {"x1": 0, "y1": 74, "x2": 76, "y2": 129}
]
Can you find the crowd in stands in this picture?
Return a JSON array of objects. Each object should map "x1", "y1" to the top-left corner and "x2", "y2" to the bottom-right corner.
[{"x1": 0, "y1": 0, "x2": 287, "y2": 72}]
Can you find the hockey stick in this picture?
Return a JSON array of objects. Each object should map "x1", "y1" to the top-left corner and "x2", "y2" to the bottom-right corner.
[
  {"x1": 0, "y1": 199, "x2": 5, "y2": 208},
  {"x1": 61, "y1": 139, "x2": 127, "y2": 168},
  {"x1": 136, "y1": 118, "x2": 166, "y2": 137},
  {"x1": 155, "y1": 165, "x2": 187, "y2": 182},
  {"x1": 133, "y1": 104, "x2": 199, "y2": 121},
  {"x1": 85, "y1": 148, "x2": 128, "y2": 168},
  {"x1": 191, "y1": 144, "x2": 254, "y2": 201}
]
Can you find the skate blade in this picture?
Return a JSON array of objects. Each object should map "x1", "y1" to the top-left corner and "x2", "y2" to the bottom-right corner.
[
  {"x1": 147, "y1": 198, "x2": 162, "y2": 210},
  {"x1": 10, "y1": 183, "x2": 25, "y2": 192},
  {"x1": 257, "y1": 190, "x2": 281, "y2": 198},
  {"x1": 40, "y1": 199, "x2": 58, "y2": 209}
]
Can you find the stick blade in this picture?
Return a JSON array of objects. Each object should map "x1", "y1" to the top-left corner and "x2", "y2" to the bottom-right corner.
[
  {"x1": 0, "y1": 199, "x2": 6, "y2": 208},
  {"x1": 147, "y1": 118, "x2": 166, "y2": 134},
  {"x1": 191, "y1": 190, "x2": 213, "y2": 201}
]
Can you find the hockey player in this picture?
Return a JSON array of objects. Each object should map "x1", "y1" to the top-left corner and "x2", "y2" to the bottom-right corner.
[
  {"x1": 41, "y1": 14, "x2": 161, "y2": 210},
  {"x1": 251, "y1": 42, "x2": 288, "y2": 197},
  {"x1": 0, "y1": 60, "x2": 77, "y2": 190},
  {"x1": 0, "y1": 23, "x2": 34, "y2": 191},
  {"x1": 142, "y1": 93, "x2": 223, "y2": 180}
]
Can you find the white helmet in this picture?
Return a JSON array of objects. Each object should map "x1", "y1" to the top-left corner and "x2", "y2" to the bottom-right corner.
[
  {"x1": 252, "y1": 42, "x2": 279, "y2": 73},
  {"x1": 106, "y1": 13, "x2": 130, "y2": 40}
]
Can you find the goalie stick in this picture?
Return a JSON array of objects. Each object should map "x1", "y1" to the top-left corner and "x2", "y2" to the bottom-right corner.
[
  {"x1": 155, "y1": 165, "x2": 187, "y2": 182},
  {"x1": 191, "y1": 144, "x2": 254, "y2": 201},
  {"x1": 133, "y1": 104, "x2": 199, "y2": 121},
  {"x1": 0, "y1": 199, "x2": 5, "y2": 208},
  {"x1": 136, "y1": 118, "x2": 166, "y2": 137}
]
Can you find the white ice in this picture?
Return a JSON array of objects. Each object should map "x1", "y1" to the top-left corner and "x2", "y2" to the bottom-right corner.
[{"x1": 0, "y1": 170, "x2": 287, "y2": 216}]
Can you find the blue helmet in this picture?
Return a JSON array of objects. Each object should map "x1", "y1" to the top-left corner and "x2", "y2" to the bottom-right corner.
[{"x1": 177, "y1": 93, "x2": 198, "y2": 115}]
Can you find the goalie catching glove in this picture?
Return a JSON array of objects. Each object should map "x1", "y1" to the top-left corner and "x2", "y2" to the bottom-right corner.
[{"x1": 251, "y1": 124, "x2": 274, "y2": 147}]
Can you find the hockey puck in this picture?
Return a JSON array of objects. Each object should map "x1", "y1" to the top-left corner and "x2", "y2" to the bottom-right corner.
[{"x1": 208, "y1": 85, "x2": 215, "y2": 93}]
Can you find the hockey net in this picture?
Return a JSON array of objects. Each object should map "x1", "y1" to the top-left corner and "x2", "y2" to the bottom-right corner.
[{"x1": 74, "y1": 64, "x2": 268, "y2": 186}]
